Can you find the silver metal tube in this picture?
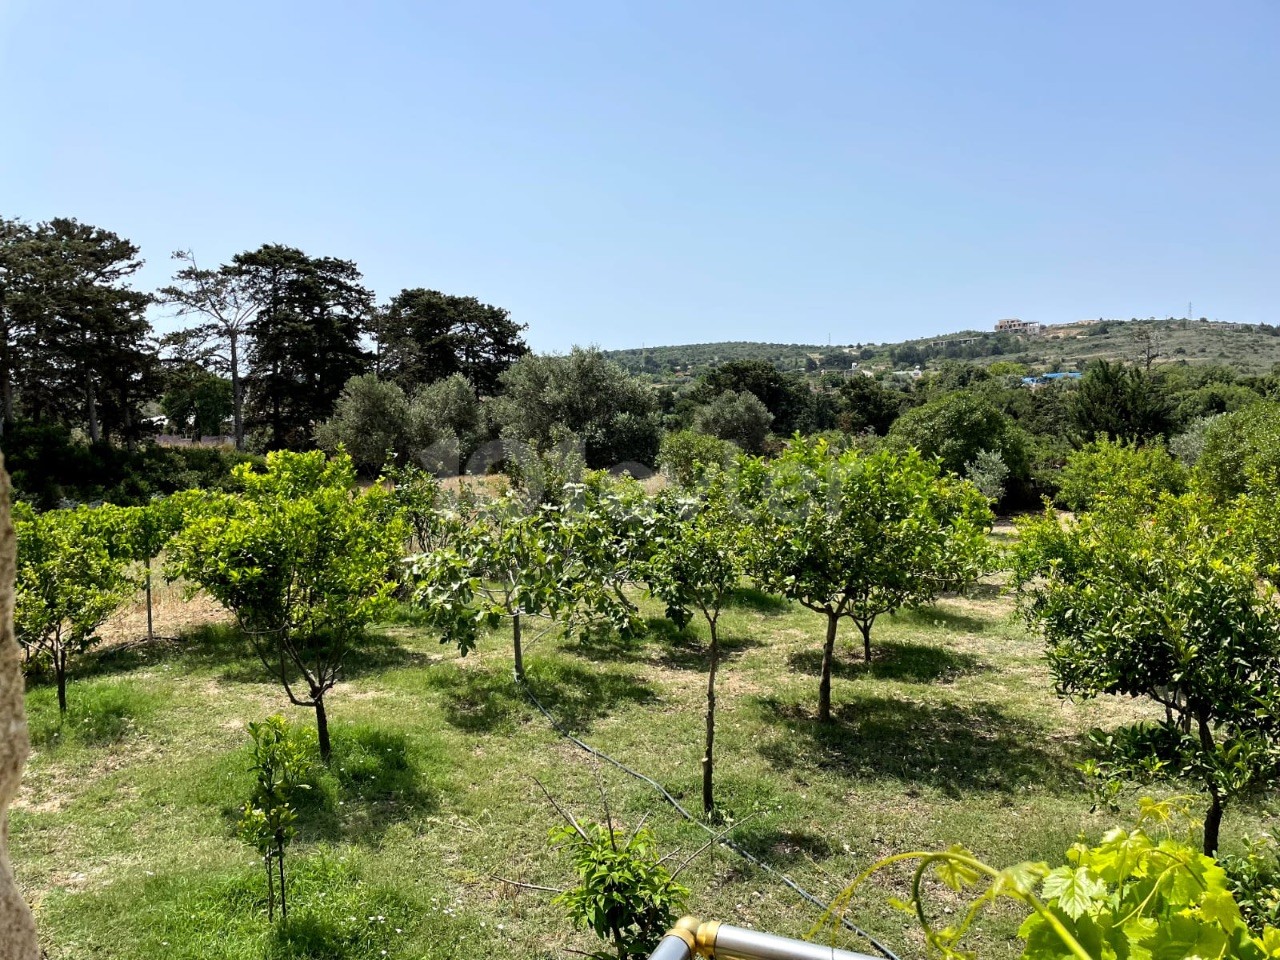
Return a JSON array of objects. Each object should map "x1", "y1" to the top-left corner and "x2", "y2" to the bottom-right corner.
[
  {"x1": 648, "y1": 933, "x2": 694, "y2": 960},
  {"x1": 710, "y1": 923, "x2": 880, "y2": 960}
]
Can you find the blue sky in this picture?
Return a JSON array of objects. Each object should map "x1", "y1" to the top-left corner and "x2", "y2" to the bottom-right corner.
[{"x1": 2, "y1": 1, "x2": 1277, "y2": 352}]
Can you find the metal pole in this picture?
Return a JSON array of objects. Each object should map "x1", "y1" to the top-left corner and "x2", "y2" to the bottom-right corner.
[
  {"x1": 648, "y1": 918, "x2": 884, "y2": 960},
  {"x1": 648, "y1": 933, "x2": 695, "y2": 960},
  {"x1": 705, "y1": 922, "x2": 880, "y2": 960}
]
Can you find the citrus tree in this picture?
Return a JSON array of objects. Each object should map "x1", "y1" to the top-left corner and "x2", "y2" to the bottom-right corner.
[
  {"x1": 14, "y1": 503, "x2": 134, "y2": 713},
  {"x1": 1013, "y1": 497, "x2": 1280, "y2": 855},
  {"x1": 168, "y1": 451, "x2": 402, "y2": 761},
  {"x1": 647, "y1": 474, "x2": 745, "y2": 815},
  {"x1": 744, "y1": 438, "x2": 994, "y2": 722},
  {"x1": 116, "y1": 495, "x2": 189, "y2": 642},
  {"x1": 238, "y1": 715, "x2": 311, "y2": 923}
]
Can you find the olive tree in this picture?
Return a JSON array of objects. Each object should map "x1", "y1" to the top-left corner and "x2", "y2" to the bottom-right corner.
[
  {"x1": 744, "y1": 438, "x2": 993, "y2": 722},
  {"x1": 1013, "y1": 496, "x2": 1280, "y2": 855},
  {"x1": 692, "y1": 389, "x2": 773, "y2": 454},
  {"x1": 14, "y1": 503, "x2": 133, "y2": 713},
  {"x1": 647, "y1": 475, "x2": 745, "y2": 815},
  {"x1": 168, "y1": 451, "x2": 402, "y2": 761}
]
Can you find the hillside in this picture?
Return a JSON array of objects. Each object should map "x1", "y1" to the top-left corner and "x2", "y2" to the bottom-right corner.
[{"x1": 604, "y1": 317, "x2": 1280, "y2": 379}]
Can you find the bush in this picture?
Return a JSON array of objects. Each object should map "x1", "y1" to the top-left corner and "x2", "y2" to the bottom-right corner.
[
  {"x1": 1, "y1": 421, "x2": 262, "y2": 507},
  {"x1": 1056, "y1": 438, "x2": 1186, "y2": 514},
  {"x1": 657, "y1": 430, "x2": 732, "y2": 487},
  {"x1": 692, "y1": 390, "x2": 772, "y2": 453},
  {"x1": 1194, "y1": 402, "x2": 1280, "y2": 500},
  {"x1": 887, "y1": 391, "x2": 1031, "y2": 502},
  {"x1": 964, "y1": 448, "x2": 1009, "y2": 503},
  {"x1": 1170, "y1": 414, "x2": 1221, "y2": 467}
]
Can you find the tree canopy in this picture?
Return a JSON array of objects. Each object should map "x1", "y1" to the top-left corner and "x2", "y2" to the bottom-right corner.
[
  {"x1": 374, "y1": 287, "x2": 527, "y2": 395},
  {"x1": 167, "y1": 450, "x2": 402, "y2": 760},
  {"x1": 744, "y1": 438, "x2": 993, "y2": 721}
]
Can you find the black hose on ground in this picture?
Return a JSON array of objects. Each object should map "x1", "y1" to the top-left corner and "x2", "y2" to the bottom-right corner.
[{"x1": 518, "y1": 675, "x2": 903, "y2": 960}]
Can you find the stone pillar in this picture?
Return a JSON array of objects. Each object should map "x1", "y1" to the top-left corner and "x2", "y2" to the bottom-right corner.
[{"x1": 0, "y1": 456, "x2": 37, "y2": 958}]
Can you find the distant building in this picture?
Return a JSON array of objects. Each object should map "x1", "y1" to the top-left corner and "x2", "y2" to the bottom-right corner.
[
  {"x1": 995, "y1": 318, "x2": 1042, "y2": 335},
  {"x1": 1020, "y1": 372, "x2": 1083, "y2": 388}
]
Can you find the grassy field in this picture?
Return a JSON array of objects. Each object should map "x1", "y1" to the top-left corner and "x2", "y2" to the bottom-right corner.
[{"x1": 13, "y1": 564, "x2": 1271, "y2": 959}]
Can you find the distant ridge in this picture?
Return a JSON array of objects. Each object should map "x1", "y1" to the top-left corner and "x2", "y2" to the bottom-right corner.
[{"x1": 602, "y1": 317, "x2": 1280, "y2": 379}]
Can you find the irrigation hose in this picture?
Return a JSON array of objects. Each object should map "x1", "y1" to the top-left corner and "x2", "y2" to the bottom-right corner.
[{"x1": 517, "y1": 674, "x2": 903, "y2": 960}]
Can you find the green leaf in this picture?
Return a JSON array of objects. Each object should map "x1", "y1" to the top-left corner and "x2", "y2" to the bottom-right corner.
[{"x1": 1042, "y1": 866, "x2": 1108, "y2": 920}]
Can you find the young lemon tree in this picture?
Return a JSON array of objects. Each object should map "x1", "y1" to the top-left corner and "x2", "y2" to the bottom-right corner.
[
  {"x1": 14, "y1": 503, "x2": 134, "y2": 713},
  {"x1": 1014, "y1": 497, "x2": 1280, "y2": 855},
  {"x1": 168, "y1": 451, "x2": 402, "y2": 761},
  {"x1": 238, "y1": 715, "x2": 311, "y2": 923},
  {"x1": 647, "y1": 474, "x2": 746, "y2": 816},
  {"x1": 116, "y1": 495, "x2": 188, "y2": 642},
  {"x1": 745, "y1": 439, "x2": 993, "y2": 722}
]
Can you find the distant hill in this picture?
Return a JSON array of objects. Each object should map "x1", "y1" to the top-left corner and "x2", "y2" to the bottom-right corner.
[{"x1": 603, "y1": 317, "x2": 1280, "y2": 380}]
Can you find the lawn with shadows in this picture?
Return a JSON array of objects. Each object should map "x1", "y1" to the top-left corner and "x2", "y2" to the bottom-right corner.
[{"x1": 12, "y1": 574, "x2": 1255, "y2": 960}]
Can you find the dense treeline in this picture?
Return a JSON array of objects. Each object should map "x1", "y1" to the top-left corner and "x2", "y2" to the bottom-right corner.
[
  {"x1": 8, "y1": 212, "x2": 1280, "y2": 516},
  {"x1": 0, "y1": 214, "x2": 530, "y2": 500}
]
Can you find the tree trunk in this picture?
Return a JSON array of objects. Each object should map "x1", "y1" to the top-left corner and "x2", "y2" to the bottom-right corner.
[
  {"x1": 144, "y1": 556, "x2": 154, "y2": 643},
  {"x1": 230, "y1": 333, "x2": 244, "y2": 450},
  {"x1": 55, "y1": 648, "x2": 68, "y2": 714},
  {"x1": 265, "y1": 854, "x2": 275, "y2": 922},
  {"x1": 1196, "y1": 713, "x2": 1224, "y2": 856},
  {"x1": 819, "y1": 612, "x2": 838, "y2": 723},
  {"x1": 1204, "y1": 791, "x2": 1223, "y2": 857},
  {"x1": 858, "y1": 618, "x2": 873, "y2": 662},
  {"x1": 512, "y1": 612, "x2": 524, "y2": 683},
  {"x1": 702, "y1": 619, "x2": 719, "y2": 816},
  {"x1": 277, "y1": 844, "x2": 288, "y2": 921},
  {"x1": 314, "y1": 695, "x2": 331, "y2": 763},
  {"x1": 86, "y1": 378, "x2": 100, "y2": 444}
]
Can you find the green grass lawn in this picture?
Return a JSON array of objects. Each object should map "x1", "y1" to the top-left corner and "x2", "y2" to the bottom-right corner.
[{"x1": 13, "y1": 579, "x2": 1273, "y2": 959}]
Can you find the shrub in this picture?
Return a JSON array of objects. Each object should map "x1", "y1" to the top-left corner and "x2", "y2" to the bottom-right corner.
[
  {"x1": 1194, "y1": 402, "x2": 1280, "y2": 500},
  {"x1": 1056, "y1": 438, "x2": 1186, "y2": 514},
  {"x1": 551, "y1": 818, "x2": 688, "y2": 960},
  {"x1": 656, "y1": 430, "x2": 731, "y2": 488},
  {"x1": 692, "y1": 389, "x2": 773, "y2": 453}
]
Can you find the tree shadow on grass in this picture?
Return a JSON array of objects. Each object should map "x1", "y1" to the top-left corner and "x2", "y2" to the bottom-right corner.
[
  {"x1": 77, "y1": 623, "x2": 431, "y2": 686},
  {"x1": 890, "y1": 605, "x2": 989, "y2": 634},
  {"x1": 755, "y1": 695, "x2": 1074, "y2": 796},
  {"x1": 788, "y1": 639, "x2": 988, "y2": 685},
  {"x1": 728, "y1": 823, "x2": 834, "y2": 866},
  {"x1": 570, "y1": 617, "x2": 760, "y2": 673},
  {"x1": 725, "y1": 586, "x2": 791, "y2": 615},
  {"x1": 223, "y1": 724, "x2": 438, "y2": 845},
  {"x1": 419, "y1": 658, "x2": 655, "y2": 735},
  {"x1": 26, "y1": 680, "x2": 167, "y2": 750}
]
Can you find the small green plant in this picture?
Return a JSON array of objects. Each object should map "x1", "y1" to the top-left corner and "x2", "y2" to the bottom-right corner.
[
  {"x1": 550, "y1": 810, "x2": 689, "y2": 960},
  {"x1": 238, "y1": 715, "x2": 312, "y2": 923}
]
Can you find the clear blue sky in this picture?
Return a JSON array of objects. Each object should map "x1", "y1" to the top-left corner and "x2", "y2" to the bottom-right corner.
[{"x1": 2, "y1": 1, "x2": 1277, "y2": 352}]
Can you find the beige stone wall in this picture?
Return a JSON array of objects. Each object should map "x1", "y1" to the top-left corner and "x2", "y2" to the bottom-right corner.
[{"x1": 0, "y1": 456, "x2": 37, "y2": 959}]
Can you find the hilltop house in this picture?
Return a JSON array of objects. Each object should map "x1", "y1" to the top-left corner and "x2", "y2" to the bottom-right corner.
[{"x1": 995, "y1": 318, "x2": 1042, "y2": 335}]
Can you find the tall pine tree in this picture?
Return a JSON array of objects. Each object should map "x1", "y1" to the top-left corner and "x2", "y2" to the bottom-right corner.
[{"x1": 234, "y1": 245, "x2": 372, "y2": 449}]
